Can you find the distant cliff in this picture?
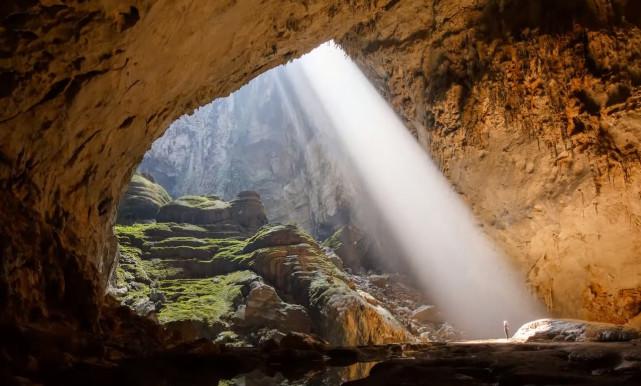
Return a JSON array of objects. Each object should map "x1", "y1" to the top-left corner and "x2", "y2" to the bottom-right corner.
[{"x1": 139, "y1": 66, "x2": 354, "y2": 239}]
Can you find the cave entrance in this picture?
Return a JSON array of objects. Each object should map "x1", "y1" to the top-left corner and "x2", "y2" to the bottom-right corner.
[{"x1": 111, "y1": 42, "x2": 543, "y2": 363}]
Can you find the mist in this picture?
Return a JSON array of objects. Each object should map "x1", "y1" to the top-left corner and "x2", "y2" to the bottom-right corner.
[{"x1": 281, "y1": 42, "x2": 545, "y2": 339}]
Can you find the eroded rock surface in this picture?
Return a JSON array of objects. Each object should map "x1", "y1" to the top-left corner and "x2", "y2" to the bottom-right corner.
[
  {"x1": 116, "y1": 173, "x2": 172, "y2": 223},
  {"x1": 340, "y1": 0, "x2": 641, "y2": 324},
  {"x1": 139, "y1": 67, "x2": 355, "y2": 239},
  {"x1": 113, "y1": 187, "x2": 412, "y2": 347},
  {"x1": 513, "y1": 318, "x2": 641, "y2": 342}
]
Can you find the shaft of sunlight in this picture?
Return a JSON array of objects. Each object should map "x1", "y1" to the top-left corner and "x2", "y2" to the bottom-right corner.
[{"x1": 285, "y1": 42, "x2": 545, "y2": 338}]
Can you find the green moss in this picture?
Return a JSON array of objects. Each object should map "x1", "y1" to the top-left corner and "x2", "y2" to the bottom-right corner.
[
  {"x1": 173, "y1": 195, "x2": 230, "y2": 210},
  {"x1": 157, "y1": 270, "x2": 257, "y2": 325},
  {"x1": 322, "y1": 226, "x2": 345, "y2": 250},
  {"x1": 115, "y1": 222, "x2": 171, "y2": 240},
  {"x1": 142, "y1": 259, "x2": 184, "y2": 280},
  {"x1": 114, "y1": 244, "x2": 153, "y2": 304},
  {"x1": 213, "y1": 239, "x2": 251, "y2": 264}
]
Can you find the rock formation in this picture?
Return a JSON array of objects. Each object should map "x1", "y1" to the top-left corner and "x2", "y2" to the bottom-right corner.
[
  {"x1": 155, "y1": 192, "x2": 268, "y2": 233},
  {"x1": 116, "y1": 173, "x2": 172, "y2": 223},
  {"x1": 512, "y1": 318, "x2": 641, "y2": 342},
  {"x1": 139, "y1": 67, "x2": 354, "y2": 239},
  {"x1": 113, "y1": 186, "x2": 412, "y2": 346}
]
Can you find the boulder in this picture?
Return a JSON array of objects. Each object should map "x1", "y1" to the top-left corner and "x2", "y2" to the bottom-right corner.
[
  {"x1": 512, "y1": 319, "x2": 641, "y2": 342},
  {"x1": 236, "y1": 281, "x2": 312, "y2": 333},
  {"x1": 116, "y1": 173, "x2": 172, "y2": 223},
  {"x1": 229, "y1": 191, "x2": 269, "y2": 231}
]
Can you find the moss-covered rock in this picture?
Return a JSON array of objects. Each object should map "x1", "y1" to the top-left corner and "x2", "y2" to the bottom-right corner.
[
  {"x1": 158, "y1": 271, "x2": 255, "y2": 325},
  {"x1": 243, "y1": 224, "x2": 316, "y2": 253},
  {"x1": 113, "y1": 220, "x2": 410, "y2": 346},
  {"x1": 243, "y1": 224, "x2": 411, "y2": 346},
  {"x1": 116, "y1": 173, "x2": 172, "y2": 224},
  {"x1": 157, "y1": 195, "x2": 232, "y2": 224},
  {"x1": 156, "y1": 192, "x2": 268, "y2": 232}
]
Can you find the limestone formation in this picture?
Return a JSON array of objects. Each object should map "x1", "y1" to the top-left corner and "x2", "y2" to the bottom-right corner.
[
  {"x1": 512, "y1": 318, "x2": 641, "y2": 342},
  {"x1": 116, "y1": 173, "x2": 172, "y2": 224},
  {"x1": 245, "y1": 224, "x2": 412, "y2": 346},
  {"x1": 156, "y1": 192, "x2": 267, "y2": 233},
  {"x1": 114, "y1": 189, "x2": 411, "y2": 346},
  {"x1": 139, "y1": 68, "x2": 354, "y2": 239}
]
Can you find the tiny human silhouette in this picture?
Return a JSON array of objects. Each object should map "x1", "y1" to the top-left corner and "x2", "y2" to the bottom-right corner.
[{"x1": 503, "y1": 320, "x2": 510, "y2": 339}]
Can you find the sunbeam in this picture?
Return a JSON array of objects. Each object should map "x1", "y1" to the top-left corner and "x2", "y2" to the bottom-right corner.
[{"x1": 283, "y1": 42, "x2": 546, "y2": 338}]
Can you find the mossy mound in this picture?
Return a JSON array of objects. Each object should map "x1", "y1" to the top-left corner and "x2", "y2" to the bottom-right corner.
[
  {"x1": 114, "y1": 223, "x2": 250, "y2": 280},
  {"x1": 116, "y1": 173, "x2": 172, "y2": 224},
  {"x1": 158, "y1": 270, "x2": 257, "y2": 326},
  {"x1": 243, "y1": 224, "x2": 317, "y2": 253},
  {"x1": 157, "y1": 195, "x2": 232, "y2": 224}
]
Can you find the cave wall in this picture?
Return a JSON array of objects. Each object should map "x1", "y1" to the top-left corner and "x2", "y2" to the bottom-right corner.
[
  {"x1": 340, "y1": 0, "x2": 641, "y2": 324},
  {"x1": 0, "y1": 0, "x2": 388, "y2": 329}
]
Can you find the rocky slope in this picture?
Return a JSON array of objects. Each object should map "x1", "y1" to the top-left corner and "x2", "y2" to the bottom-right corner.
[
  {"x1": 340, "y1": 0, "x2": 641, "y2": 325},
  {"x1": 112, "y1": 181, "x2": 420, "y2": 346},
  {"x1": 139, "y1": 67, "x2": 354, "y2": 239}
]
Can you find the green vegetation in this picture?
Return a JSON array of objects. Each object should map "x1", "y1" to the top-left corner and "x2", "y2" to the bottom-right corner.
[
  {"x1": 114, "y1": 244, "x2": 152, "y2": 304},
  {"x1": 157, "y1": 270, "x2": 257, "y2": 325},
  {"x1": 322, "y1": 226, "x2": 345, "y2": 250},
  {"x1": 172, "y1": 195, "x2": 230, "y2": 210}
]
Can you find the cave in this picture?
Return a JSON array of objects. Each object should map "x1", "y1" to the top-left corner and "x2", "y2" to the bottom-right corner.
[{"x1": 2, "y1": 1, "x2": 641, "y2": 385}]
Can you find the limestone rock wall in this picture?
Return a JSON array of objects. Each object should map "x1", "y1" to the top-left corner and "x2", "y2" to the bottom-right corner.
[
  {"x1": 139, "y1": 67, "x2": 353, "y2": 239},
  {"x1": 340, "y1": 0, "x2": 641, "y2": 324}
]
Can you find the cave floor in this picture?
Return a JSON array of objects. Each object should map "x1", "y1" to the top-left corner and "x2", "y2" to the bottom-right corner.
[{"x1": 18, "y1": 339, "x2": 641, "y2": 385}]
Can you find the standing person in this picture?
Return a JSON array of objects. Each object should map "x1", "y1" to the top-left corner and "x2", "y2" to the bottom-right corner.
[{"x1": 503, "y1": 320, "x2": 510, "y2": 339}]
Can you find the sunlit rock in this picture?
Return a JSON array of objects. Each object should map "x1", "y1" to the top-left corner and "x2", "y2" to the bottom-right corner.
[
  {"x1": 512, "y1": 319, "x2": 641, "y2": 342},
  {"x1": 236, "y1": 281, "x2": 312, "y2": 334},
  {"x1": 246, "y1": 224, "x2": 412, "y2": 346}
]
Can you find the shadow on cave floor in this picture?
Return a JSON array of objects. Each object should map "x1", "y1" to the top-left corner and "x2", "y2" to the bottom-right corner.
[{"x1": 25, "y1": 340, "x2": 641, "y2": 386}]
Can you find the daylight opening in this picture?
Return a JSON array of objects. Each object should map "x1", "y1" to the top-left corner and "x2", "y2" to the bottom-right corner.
[{"x1": 112, "y1": 42, "x2": 545, "y2": 359}]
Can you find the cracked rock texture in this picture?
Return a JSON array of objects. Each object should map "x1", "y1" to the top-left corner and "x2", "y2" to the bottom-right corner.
[{"x1": 340, "y1": 0, "x2": 641, "y2": 325}]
